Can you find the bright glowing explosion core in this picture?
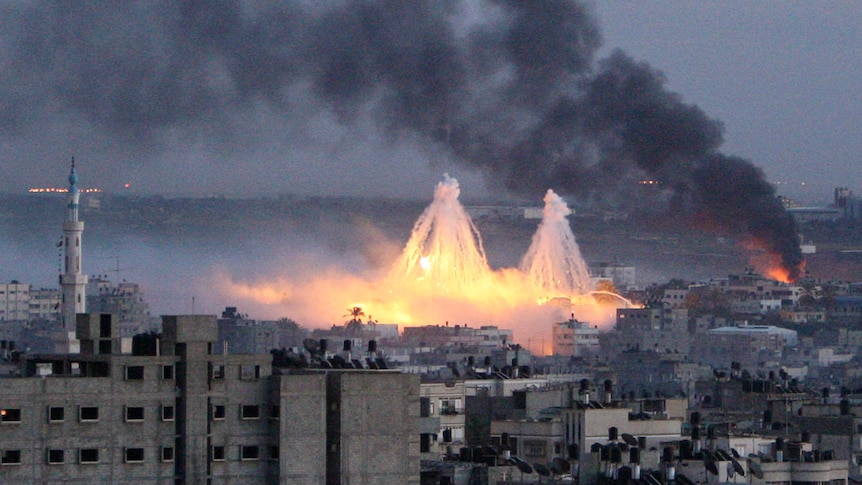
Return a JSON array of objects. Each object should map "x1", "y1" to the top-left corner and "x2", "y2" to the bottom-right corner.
[{"x1": 223, "y1": 175, "x2": 631, "y2": 353}]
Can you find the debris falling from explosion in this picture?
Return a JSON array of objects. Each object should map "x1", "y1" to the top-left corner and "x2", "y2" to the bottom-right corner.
[
  {"x1": 222, "y1": 174, "x2": 630, "y2": 353},
  {"x1": 520, "y1": 190, "x2": 591, "y2": 296},
  {"x1": 387, "y1": 174, "x2": 492, "y2": 294}
]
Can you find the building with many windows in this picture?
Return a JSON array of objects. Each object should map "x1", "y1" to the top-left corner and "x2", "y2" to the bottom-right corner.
[
  {"x1": 551, "y1": 318, "x2": 599, "y2": 357},
  {"x1": 0, "y1": 313, "x2": 419, "y2": 484},
  {"x1": 0, "y1": 281, "x2": 30, "y2": 322}
]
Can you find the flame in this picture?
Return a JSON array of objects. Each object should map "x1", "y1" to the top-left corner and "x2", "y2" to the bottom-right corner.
[
  {"x1": 216, "y1": 175, "x2": 630, "y2": 354},
  {"x1": 743, "y1": 238, "x2": 805, "y2": 283}
]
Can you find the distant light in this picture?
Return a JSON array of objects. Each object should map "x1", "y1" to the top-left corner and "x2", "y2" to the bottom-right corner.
[
  {"x1": 29, "y1": 187, "x2": 101, "y2": 193},
  {"x1": 124, "y1": 183, "x2": 131, "y2": 189}
]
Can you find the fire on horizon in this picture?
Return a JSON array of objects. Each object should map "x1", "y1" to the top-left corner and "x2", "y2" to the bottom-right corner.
[
  {"x1": 223, "y1": 173, "x2": 802, "y2": 354},
  {"x1": 226, "y1": 174, "x2": 631, "y2": 353}
]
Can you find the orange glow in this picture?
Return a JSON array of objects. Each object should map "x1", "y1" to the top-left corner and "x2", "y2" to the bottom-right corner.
[
  {"x1": 743, "y1": 238, "x2": 805, "y2": 283},
  {"x1": 215, "y1": 176, "x2": 633, "y2": 354}
]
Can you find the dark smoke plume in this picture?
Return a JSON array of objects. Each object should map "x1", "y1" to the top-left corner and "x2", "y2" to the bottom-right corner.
[{"x1": 0, "y1": 0, "x2": 802, "y2": 279}]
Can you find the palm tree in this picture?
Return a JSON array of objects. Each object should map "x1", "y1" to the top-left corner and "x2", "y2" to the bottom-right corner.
[{"x1": 343, "y1": 306, "x2": 365, "y2": 335}]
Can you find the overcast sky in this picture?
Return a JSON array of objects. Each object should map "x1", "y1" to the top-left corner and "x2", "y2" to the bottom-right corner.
[
  {"x1": 592, "y1": 1, "x2": 862, "y2": 204},
  {"x1": 1, "y1": 1, "x2": 859, "y2": 204}
]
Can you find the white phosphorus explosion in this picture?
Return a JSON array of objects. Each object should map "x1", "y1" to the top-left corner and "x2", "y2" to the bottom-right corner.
[
  {"x1": 222, "y1": 174, "x2": 628, "y2": 352},
  {"x1": 520, "y1": 189, "x2": 592, "y2": 296},
  {"x1": 389, "y1": 174, "x2": 492, "y2": 294}
]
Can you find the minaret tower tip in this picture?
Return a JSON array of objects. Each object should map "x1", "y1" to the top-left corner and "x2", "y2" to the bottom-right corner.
[{"x1": 60, "y1": 157, "x2": 88, "y2": 342}]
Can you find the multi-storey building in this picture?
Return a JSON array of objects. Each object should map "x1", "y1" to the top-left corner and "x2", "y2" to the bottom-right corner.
[
  {"x1": 592, "y1": 262, "x2": 636, "y2": 290},
  {"x1": 551, "y1": 318, "x2": 599, "y2": 357},
  {"x1": 420, "y1": 380, "x2": 467, "y2": 457},
  {"x1": 0, "y1": 313, "x2": 419, "y2": 484},
  {"x1": 28, "y1": 288, "x2": 61, "y2": 322},
  {"x1": 87, "y1": 278, "x2": 155, "y2": 337},
  {"x1": 0, "y1": 281, "x2": 30, "y2": 322}
]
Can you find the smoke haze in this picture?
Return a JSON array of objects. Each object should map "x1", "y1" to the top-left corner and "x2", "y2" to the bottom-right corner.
[{"x1": 2, "y1": 1, "x2": 802, "y2": 281}]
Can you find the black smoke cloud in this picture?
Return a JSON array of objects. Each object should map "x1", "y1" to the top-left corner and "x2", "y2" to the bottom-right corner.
[{"x1": 0, "y1": 0, "x2": 802, "y2": 279}]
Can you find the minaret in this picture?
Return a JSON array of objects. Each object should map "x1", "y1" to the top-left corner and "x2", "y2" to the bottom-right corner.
[{"x1": 60, "y1": 158, "x2": 88, "y2": 341}]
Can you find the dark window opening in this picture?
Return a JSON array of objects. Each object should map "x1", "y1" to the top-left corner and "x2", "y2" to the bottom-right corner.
[
  {"x1": 162, "y1": 405, "x2": 175, "y2": 421},
  {"x1": 241, "y1": 446, "x2": 259, "y2": 461},
  {"x1": 1, "y1": 450, "x2": 21, "y2": 465},
  {"x1": 48, "y1": 406, "x2": 64, "y2": 423},
  {"x1": 240, "y1": 405, "x2": 260, "y2": 420},
  {"x1": 80, "y1": 448, "x2": 99, "y2": 464},
  {"x1": 47, "y1": 449, "x2": 64, "y2": 464},
  {"x1": 125, "y1": 366, "x2": 144, "y2": 380},
  {"x1": 124, "y1": 448, "x2": 144, "y2": 463},
  {"x1": 212, "y1": 446, "x2": 225, "y2": 461},
  {"x1": 1, "y1": 408, "x2": 22, "y2": 423},
  {"x1": 80, "y1": 406, "x2": 99, "y2": 422},
  {"x1": 125, "y1": 406, "x2": 144, "y2": 422}
]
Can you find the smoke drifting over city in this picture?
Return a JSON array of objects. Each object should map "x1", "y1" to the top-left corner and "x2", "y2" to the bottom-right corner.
[{"x1": 0, "y1": 0, "x2": 802, "y2": 279}]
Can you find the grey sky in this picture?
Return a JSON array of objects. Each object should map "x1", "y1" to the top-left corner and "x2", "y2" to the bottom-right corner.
[
  {"x1": 1, "y1": 1, "x2": 858, "y2": 204},
  {"x1": 593, "y1": 1, "x2": 862, "y2": 204}
]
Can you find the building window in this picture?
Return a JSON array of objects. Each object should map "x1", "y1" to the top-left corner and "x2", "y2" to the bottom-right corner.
[
  {"x1": 525, "y1": 441, "x2": 545, "y2": 458},
  {"x1": 269, "y1": 405, "x2": 280, "y2": 420},
  {"x1": 125, "y1": 406, "x2": 145, "y2": 422},
  {"x1": 124, "y1": 448, "x2": 145, "y2": 463},
  {"x1": 213, "y1": 405, "x2": 226, "y2": 420},
  {"x1": 240, "y1": 405, "x2": 260, "y2": 420},
  {"x1": 212, "y1": 446, "x2": 225, "y2": 461},
  {"x1": 161, "y1": 447, "x2": 174, "y2": 463},
  {"x1": 79, "y1": 406, "x2": 99, "y2": 422},
  {"x1": 125, "y1": 366, "x2": 144, "y2": 380},
  {"x1": 47, "y1": 449, "x2": 64, "y2": 465},
  {"x1": 211, "y1": 364, "x2": 225, "y2": 380},
  {"x1": 439, "y1": 398, "x2": 461, "y2": 415},
  {"x1": 162, "y1": 365, "x2": 174, "y2": 380},
  {"x1": 99, "y1": 315, "x2": 111, "y2": 337},
  {"x1": 241, "y1": 445, "x2": 259, "y2": 461},
  {"x1": 1, "y1": 450, "x2": 21, "y2": 465},
  {"x1": 1, "y1": 408, "x2": 22, "y2": 423},
  {"x1": 420, "y1": 434, "x2": 432, "y2": 453},
  {"x1": 240, "y1": 365, "x2": 260, "y2": 380},
  {"x1": 79, "y1": 448, "x2": 99, "y2": 464},
  {"x1": 48, "y1": 406, "x2": 64, "y2": 423},
  {"x1": 161, "y1": 405, "x2": 175, "y2": 422},
  {"x1": 269, "y1": 446, "x2": 279, "y2": 460}
]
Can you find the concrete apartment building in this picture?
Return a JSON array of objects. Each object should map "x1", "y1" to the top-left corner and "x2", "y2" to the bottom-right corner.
[
  {"x1": 0, "y1": 313, "x2": 419, "y2": 484},
  {"x1": 551, "y1": 318, "x2": 600, "y2": 357},
  {"x1": 420, "y1": 380, "x2": 467, "y2": 457},
  {"x1": 0, "y1": 281, "x2": 30, "y2": 321}
]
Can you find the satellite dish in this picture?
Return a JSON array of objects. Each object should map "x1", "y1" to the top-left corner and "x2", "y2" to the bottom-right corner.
[
  {"x1": 534, "y1": 463, "x2": 551, "y2": 476},
  {"x1": 548, "y1": 460, "x2": 564, "y2": 475},
  {"x1": 732, "y1": 458, "x2": 746, "y2": 476},
  {"x1": 704, "y1": 456, "x2": 719, "y2": 476},
  {"x1": 731, "y1": 448, "x2": 741, "y2": 459},
  {"x1": 552, "y1": 457, "x2": 571, "y2": 473},
  {"x1": 622, "y1": 433, "x2": 639, "y2": 447},
  {"x1": 749, "y1": 460, "x2": 764, "y2": 479},
  {"x1": 513, "y1": 458, "x2": 533, "y2": 474}
]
